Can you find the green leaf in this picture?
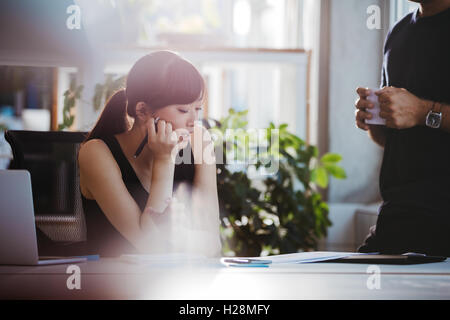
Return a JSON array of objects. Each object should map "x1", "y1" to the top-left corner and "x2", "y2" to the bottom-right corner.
[
  {"x1": 321, "y1": 153, "x2": 342, "y2": 164},
  {"x1": 324, "y1": 163, "x2": 347, "y2": 179},
  {"x1": 307, "y1": 145, "x2": 318, "y2": 158},
  {"x1": 312, "y1": 167, "x2": 328, "y2": 188},
  {"x1": 67, "y1": 116, "x2": 75, "y2": 126}
]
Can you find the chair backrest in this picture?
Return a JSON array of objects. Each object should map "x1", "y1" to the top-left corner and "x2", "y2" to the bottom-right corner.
[{"x1": 5, "y1": 130, "x2": 88, "y2": 244}]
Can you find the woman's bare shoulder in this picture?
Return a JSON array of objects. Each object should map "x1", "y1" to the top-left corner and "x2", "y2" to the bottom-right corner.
[
  {"x1": 78, "y1": 139, "x2": 121, "y2": 178},
  {"x1": 79, "y1": 139, "x2": 112, "y2": 162}
]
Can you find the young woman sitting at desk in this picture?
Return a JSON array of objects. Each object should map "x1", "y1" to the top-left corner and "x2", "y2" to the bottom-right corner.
[{"x1": 78, "y1": 51, "x2": 221, "y2": 257}]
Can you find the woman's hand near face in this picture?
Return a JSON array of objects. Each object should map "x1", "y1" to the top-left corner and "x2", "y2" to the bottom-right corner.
[
  {"x1": 144, "y1": 117, "x2": 190, "y2": 214},
  {"x1": 146, "y1": 117, "x2": 185, "y2": 163}
]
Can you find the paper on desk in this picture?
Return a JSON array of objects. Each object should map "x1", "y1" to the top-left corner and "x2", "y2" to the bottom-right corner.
[{"x1": 223, "y1": 251, "x2": 364, "y2": 264}]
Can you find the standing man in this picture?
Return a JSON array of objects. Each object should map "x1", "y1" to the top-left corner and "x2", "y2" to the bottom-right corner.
[{"x1": 355, "y1": 0, "x2": 450, "y2": 256}]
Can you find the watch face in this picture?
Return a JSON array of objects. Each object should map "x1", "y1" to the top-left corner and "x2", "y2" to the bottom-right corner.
[{"x1": 426, "y1": 112, "x2": 442, "y2": 128}]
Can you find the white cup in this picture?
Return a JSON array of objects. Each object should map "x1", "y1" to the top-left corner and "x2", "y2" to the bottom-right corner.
[{"x1": 365, "y1": 89, "x2": 386, "y2": 125}]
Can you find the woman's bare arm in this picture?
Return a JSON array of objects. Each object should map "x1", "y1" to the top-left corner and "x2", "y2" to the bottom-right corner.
[
  {"x1": 78, "y1": 139, "x2": 173, "y2": 253},
  {"x1": 190, "y1": 126, "x2": 222, "y2": 255}
]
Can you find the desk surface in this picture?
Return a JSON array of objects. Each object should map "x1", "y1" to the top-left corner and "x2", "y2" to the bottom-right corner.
[{"x1": 1, "y1": 258, "x2": 449, "y2": 299}]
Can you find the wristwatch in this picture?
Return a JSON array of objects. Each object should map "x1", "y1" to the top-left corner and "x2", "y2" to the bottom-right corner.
[{"x1": 425, "y1": 102, "x2": 442, "y2": 129}]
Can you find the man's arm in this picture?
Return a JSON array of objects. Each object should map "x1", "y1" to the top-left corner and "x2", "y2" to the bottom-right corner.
[
  {"x1": 368, "y1": 125, "x2": 387, "y2": 147},
  {"x1": 376, "y1": 87, "x2": 450, "y2": 133}
]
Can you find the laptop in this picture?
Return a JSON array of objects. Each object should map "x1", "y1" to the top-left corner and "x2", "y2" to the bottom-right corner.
[{"x1": 0, "y1": 170, "x2": 87, "y2": 265}]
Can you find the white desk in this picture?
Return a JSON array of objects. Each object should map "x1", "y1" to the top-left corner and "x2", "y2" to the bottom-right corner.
[{"x1": 1, "y1": 258, "x2": 449, "y2": 299}]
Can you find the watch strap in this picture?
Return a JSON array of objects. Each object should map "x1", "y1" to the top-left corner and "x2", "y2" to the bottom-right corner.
[{"x1": 431, "y1": 101, "x2": 442, "y2": 114}]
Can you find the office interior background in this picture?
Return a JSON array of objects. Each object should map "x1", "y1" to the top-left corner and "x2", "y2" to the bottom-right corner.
[{"x1": 0, "y1": 0, "x2": 419, "y2": 253}]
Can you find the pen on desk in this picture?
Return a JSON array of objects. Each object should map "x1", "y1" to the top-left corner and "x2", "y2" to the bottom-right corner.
[
  {"x1": 133, "y1": 117, "x2": 159, "y2": 158},
  {"x1": 223, "y1": 258, "x2": 272, "y2": 265},
  {"x1": 229, "y1": 263, "x2": 269, "y2": 268},
  {"x1": 75, "y1": 254, "x2": 100, "y2": 261}
]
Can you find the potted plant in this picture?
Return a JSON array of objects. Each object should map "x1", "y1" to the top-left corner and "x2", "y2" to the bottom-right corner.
[{"x1": 213, "y1": 109, "x2": 346, "y2": 257}]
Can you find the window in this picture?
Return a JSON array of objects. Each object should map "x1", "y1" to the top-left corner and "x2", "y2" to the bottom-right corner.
[
  {"x1": 76, "y1": 0, "x2": 305, "y2": 49},
  {"x1": 199, "y1": 53, "x2": 307, "y2": 137},
  {"x1": 72, "y1": 0, "x2": 311, "y2": 139},
  {"x1": 390, "y1": 0, "x2": 419, "y2": 27}
]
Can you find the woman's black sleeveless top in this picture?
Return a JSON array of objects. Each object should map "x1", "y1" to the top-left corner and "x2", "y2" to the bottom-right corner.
[{"x1": 81, "y1": 135, "x2": 194, "y2": 257}]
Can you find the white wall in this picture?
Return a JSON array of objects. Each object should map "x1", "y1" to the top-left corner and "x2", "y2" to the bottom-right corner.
[{"x1": 327, "y1": 0, "x2": 389, "y2": 204}]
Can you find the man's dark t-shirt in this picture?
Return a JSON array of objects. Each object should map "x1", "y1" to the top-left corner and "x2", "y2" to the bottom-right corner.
[{"x1": 359, "y1": 8, "x2": 450, "y2": 256}]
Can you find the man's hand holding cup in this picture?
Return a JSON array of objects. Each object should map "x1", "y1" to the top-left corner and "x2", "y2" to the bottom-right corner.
[{"x1": 355, "y1": 87, "x2": 386, "y2": 131}]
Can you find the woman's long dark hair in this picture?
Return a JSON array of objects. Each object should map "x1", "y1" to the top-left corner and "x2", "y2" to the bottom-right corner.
[{"x1": 84, "y1": 51, "x2": 205, "y2": 142}]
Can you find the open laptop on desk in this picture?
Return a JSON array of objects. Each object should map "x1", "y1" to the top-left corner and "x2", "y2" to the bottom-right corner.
[{"x1": 0, "y1": 170, "x2": 86, "y2": 265}]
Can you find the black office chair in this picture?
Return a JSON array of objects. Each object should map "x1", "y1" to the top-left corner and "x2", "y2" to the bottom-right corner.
[{"x1": 5, "y1": 130, "x2": 88, "y2": 255}]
